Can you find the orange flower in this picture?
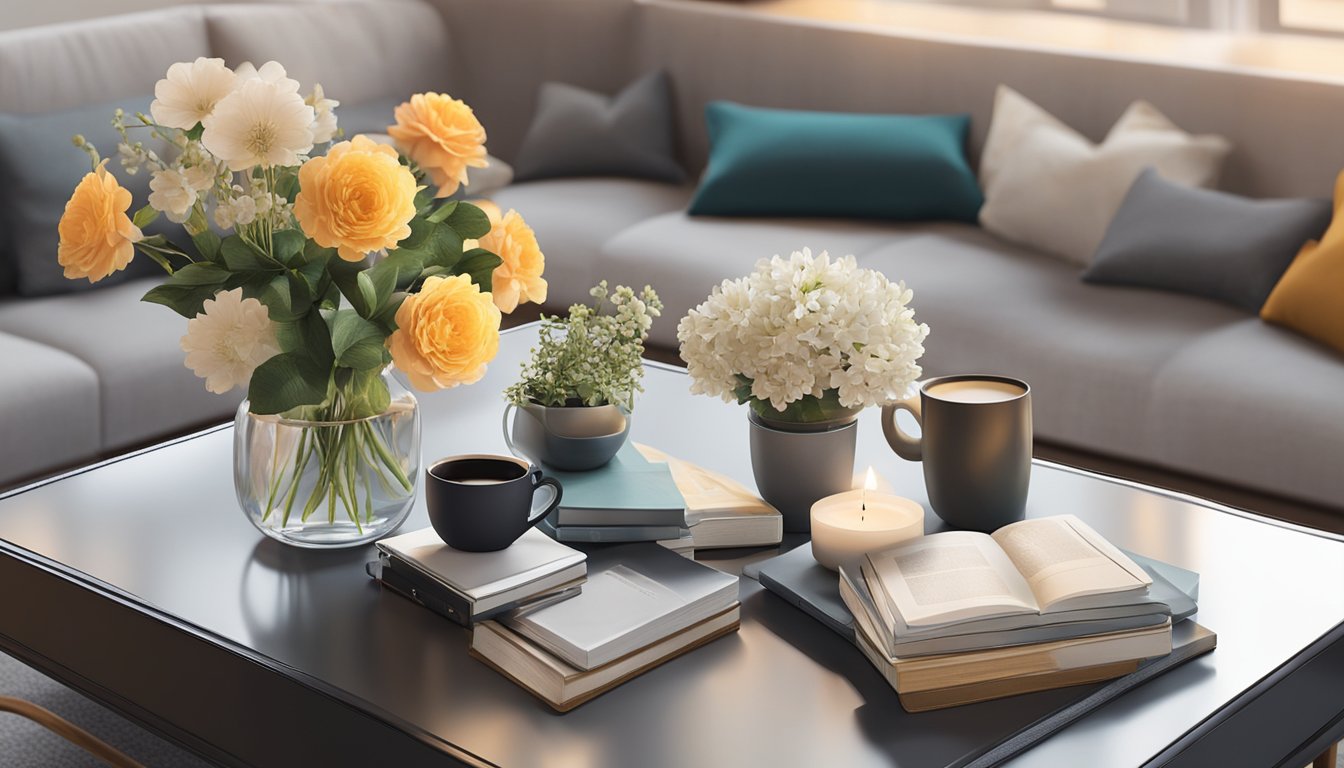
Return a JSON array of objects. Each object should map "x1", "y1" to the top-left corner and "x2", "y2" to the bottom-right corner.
[
  {"x1": 57, "y1": 160, "x2": 142, "y2": 283},
  {"x1": 293, "y1": 135, "x2": 419, "y2": 262},
  {"x1": 388, "y1": 274, "x2": 500, "y2": 391},
  {"x1": 476, "y1": 206, "x2": 547, "y2": 313},
  {"x1": 388, "y1": 92, "x2": 487, "y2": 198}
]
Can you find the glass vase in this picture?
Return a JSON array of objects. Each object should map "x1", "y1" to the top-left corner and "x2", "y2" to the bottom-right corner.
[{"x1": 234, "y1": 371, "x2": 421, "y2": 549}]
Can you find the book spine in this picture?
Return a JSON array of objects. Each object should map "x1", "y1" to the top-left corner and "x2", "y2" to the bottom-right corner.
[
  {"x1": 380, "y1": 557, "x2": 474, "y2": 627},
  {"x1": 552, "y1": 524, "x2": 686, "y2": 543}
]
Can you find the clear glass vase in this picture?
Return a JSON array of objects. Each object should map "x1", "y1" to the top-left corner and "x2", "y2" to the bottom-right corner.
[{"x1": 234, "y1": 371, "x2": 421, "y2": 549}]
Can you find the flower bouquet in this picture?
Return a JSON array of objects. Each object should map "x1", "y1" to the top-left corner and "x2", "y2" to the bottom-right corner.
[
  {"x1": 58, "y1": 58, "x2": 547, "y2": 547},
  {"x1": 676, "y1": 249, "x2": 927, "y2": 530}
]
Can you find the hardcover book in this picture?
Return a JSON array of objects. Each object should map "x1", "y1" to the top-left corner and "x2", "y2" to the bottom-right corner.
[{"x1": 543, "y1": 443, "x2": 686, "y2": 528}]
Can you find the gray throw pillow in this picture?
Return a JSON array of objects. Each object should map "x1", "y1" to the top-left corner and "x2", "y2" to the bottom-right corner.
[
  {"x1": 512, "y1": 71, "x2": 686, "y2": 184},
  {"x1": 1083, "y1": 168, "x2": 1332, "y2": 312},
  {"x1": 0, "y1": 97, "x2": 175, "y2": 297}
]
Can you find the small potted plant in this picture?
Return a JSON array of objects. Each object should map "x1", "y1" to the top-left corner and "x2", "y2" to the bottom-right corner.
[
  {"x1": 677, "y1": 249, "x2": 928, "y2": 531},
  {"x1": 504, "y1": 281, "x2": 662, "y2": 470}
]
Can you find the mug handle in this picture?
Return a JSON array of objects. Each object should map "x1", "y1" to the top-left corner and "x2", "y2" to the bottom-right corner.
[
  {"x1": 502, "y1": 403, "x2": 527, "y2": 461},
  {"x1": 527, "y1": 469, "x2": 563, "y2": 525},
  {"x1": 882, "y1": 392, "x2": 924, "y2": 462}
]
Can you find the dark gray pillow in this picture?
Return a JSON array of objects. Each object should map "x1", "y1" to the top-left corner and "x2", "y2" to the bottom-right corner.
[
  {"x1": 0, "y1": 97, "x2": 176, "y2": 297},
  {"x1": 1083, "y1": 168, "x2": 1332, "y2": 312},
  {"x1": 512, "y1": 71, "x2": 686, "y2": 184}
]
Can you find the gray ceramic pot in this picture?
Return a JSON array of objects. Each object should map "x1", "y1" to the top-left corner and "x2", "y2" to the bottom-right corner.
[
  {"x1": 747, "y1": 411, "x2": 858, "y2": 533},
  {"x1": 503, "y1": 401, "x2": 631, "y2": 471}
]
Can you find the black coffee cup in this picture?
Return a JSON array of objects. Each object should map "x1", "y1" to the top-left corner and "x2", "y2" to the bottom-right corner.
[{"x1": 425, "y1": 454, "x2": 563, "y2": 552}]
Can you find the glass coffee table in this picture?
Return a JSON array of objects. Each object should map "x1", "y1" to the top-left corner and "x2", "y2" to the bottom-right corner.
[{"x1": 1, "y1": 324, "x2": 1341, "y2": 767}]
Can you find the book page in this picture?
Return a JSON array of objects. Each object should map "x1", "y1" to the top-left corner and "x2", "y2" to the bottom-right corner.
[
  {"x1": 867, "y1": 532, "x2": 1038, "y2": 628},
  {"x1": 991, "y1": 515, "x2": 1151, "y2": 612}
]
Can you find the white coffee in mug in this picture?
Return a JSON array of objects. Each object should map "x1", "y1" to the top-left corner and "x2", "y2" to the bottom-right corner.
[{"x1": 926, "y1": 379, "x2": 1026, "y2": 404}]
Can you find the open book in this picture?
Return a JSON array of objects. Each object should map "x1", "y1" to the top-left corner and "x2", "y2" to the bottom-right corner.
[{"x1": 866, "y1": 515, "x2": 1153, "y2": 632}]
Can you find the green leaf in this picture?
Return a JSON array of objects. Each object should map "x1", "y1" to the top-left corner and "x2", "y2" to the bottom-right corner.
[
  {"x1": 356, "y1": 271, "x2": 378, "y2": 314},
  {"x1": 396, "y1": 218, "x2": 463, "y2": 271},
  {"x1": 342, "y1": 366, "x2": 392, "y2": 419},
  {"x1": 167, "y1": 262, "x2": 231, "y2": 287},
  {"x1": 192, "y1": 229, "x2": 222, "y2": 262},
  {"x1": 247, "y1": 352, "x2": 332, "y2": 415},
  {"x1": 256, "y1": 272, "x2": 313, "y2": 322},
  {"x1": 271, "y1": 229, "x2": 306, "y2": 265},
  {"x1": 445, "y1": 201, "x2": 491, "y2": 240},
  {"x1": 425, "y1": 200, "x2": 459, "y2": 225},
  {"x1": 275, "y1": 310, "x2": 335, "y2": 367},
  {"x1": 456, "y1": 248, "x2": 502, "y2": 292},
  {"x1": 274, "y1": 171, "x2": 300, "y2": 203},
  {"x1": 221, "y1": 235, "x2": 281, "y2": 272},
  {"x1": 186, "y1": 123, "x2": 204, "y2": 141},
  {"x1": 132, "y1": 204, "x2": 159, "y2": 230},
  {"x1": 369, "y1": 249, "x2": 427, "y2": 293},
  {"x1": 330, "y1": 310, "x2": 387, "y2": 370},
  {"x1": 141, "y1": 283, "x2": 219, "y2": 318}
]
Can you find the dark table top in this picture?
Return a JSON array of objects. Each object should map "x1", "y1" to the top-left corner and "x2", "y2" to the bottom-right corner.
[{"x1": 2, "y1": 324, "x2": 1342, "y2": 767}]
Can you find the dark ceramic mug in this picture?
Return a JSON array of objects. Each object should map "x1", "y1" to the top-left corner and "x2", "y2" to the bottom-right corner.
[
  {"x1": 882, "y1": 375, "x2": 1032, "y2": 533},
  {"x1": 425, "y1": 454, "x2": 563, "y2": 552}
]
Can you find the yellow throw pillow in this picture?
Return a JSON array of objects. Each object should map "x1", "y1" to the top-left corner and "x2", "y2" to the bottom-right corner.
[{"x1": 1261, "y1": 171, "x2": 1344, "y2": 354}]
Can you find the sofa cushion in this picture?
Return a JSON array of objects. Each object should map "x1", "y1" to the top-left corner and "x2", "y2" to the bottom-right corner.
[
  {"x1": 0, "y1": 279, "x2": 242, "y2": 452},
  {"x1": 976, "y1": 85, "x2": 1231, "y2": 266},
  {"x1": 1085, "y1": 169, "x2": 1332, "y2": 312},
  {"x1": 204, "y1": 1, "x2": 451, "y2": 108},
  {"x1": 0, "y1": 97, "x2": 170, "y2": 297},
  {"x1": 1147, "y1": 321, "x2": 1344, "y2": 508},
  {"x1": 513, "y1": 71, "x2": 685, "y2": 184},
  {"x1": 688, "y1": 102, "x2": 981, "y2": 221},
  {"x1": 599, "y1": 212, "x2": 923, "y2": 348},
  {"x1": 0, "y1": 332, "x2": 100, "y2": 487},
  {"x1": 1261, "y1": 170, "x2": 1344, "y2": 356},
  {"x1": 490, "y1": 178, "x2": 694, "y2": 308},
  {"x1": 860, "y1": 228, "x2": 1247, "y2": 458}
]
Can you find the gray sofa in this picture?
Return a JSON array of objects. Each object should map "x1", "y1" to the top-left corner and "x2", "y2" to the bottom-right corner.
[{"x1": 3, "y1": 0, "x2": 1343, "y2": 517}]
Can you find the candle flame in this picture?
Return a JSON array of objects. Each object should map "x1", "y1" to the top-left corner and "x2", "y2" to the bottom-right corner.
[{"x1": 863, "y1": 467, "x2": 879, "y2": 491}]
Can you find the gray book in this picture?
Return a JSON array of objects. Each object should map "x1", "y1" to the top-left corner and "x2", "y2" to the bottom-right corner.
[
  {"x1": 537, "y1": 514, "x2": 685, "y2": 544},
  {"x1": 503, "y1": 542, "x2": 738, "y2": 670},
  {"x1": 543, "y1": 443, "x2": 686, "y2": 527}
]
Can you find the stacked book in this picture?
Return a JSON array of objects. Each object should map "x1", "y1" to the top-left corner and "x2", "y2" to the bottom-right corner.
[
  {"x1": 840, "y1": 515, "x2": 1190, "y2": 711},
  {"x1": 539, "y1": 442, "x2": 782, "y2": 553},
  {"x1": 369, "y1": 527, "x2": 587, "y2": 627},
  {"x1": 471, "y1": 543, "x2": 741, "y2": 711}
]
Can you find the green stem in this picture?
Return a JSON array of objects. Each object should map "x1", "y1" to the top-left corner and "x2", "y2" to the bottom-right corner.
[
  {"x1": 362, "y1": 421, "x2": 412, "y2": 491},
  {"x1": 278, "y1": 432, "x2": 313, "y2": 527}
]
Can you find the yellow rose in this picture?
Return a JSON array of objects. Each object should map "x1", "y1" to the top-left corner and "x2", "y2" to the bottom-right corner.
[
  {"x1": 388, "y1": 92, "x2": 487, "y2": 198},
  {"x1": 57, "y1": 160, "x2": 142, "y2": 282},
  {"x1": 294, "y1": 134, "x2": 418, "y2": 262},
  {"x1": 476, "y1": 206, "x2": 547, "y2": 314},
  {"x1": 388, "y1": 274, "x2": 501, "y2": 391}
]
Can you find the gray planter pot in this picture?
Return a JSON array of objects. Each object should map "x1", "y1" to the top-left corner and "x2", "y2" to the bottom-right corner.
[
  {"x1": 503, "y1": 401, "x2": 631, "y2": 470},
  {"x1": 748, "y1": 411, "x2": 858, "y2": 533}
]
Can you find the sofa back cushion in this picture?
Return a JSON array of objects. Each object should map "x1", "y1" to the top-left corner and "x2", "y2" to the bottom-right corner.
[
  {"x1": 204, "y1": 1, "x2": 451, "y2": 110},
  {"x1": 635, "y1": 2, "x2": 1344, "y2": 201},
  {"x1": 688, "y1": 102, "x2": 981, "y2": 221}
]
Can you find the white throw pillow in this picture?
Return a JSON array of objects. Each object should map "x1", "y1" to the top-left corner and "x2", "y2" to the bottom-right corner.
[{"x1": 977, "y1": 85, "x2": 1231, "y2": 266}]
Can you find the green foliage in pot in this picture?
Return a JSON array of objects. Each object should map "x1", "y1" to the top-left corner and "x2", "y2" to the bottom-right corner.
[{"x1": 505, "y1": 281, "x2": 662, "y2": 410}]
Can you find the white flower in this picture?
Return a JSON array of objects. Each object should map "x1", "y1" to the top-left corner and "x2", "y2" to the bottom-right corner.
[
  {"x1": 306, "y1": 83, "x2": 340, "y2": 144},
  {"x1": 147, "y1": 167, "x2": 197, "y2": 223},
  {"x1": 182, "y1": 162, "x2": 216, "y2": 191},
  {"x1": 201, "y1": 78, "x2": 315, "y2": 170},
  {"x1": 213, "y1": 185, "x2": 258, "y2": 229},
  {"x1": 232, "y1": 61, "x2": 301, "y2": 93},
  {"x1": 150, "y1": 57, "x2": 237, "y2": 130},
  {"x1": 181, "y1": 288, "x2": 280, "y2": 394},
  {"x1": 677, "y1": 249, "x2": 929, "y2": 413}
]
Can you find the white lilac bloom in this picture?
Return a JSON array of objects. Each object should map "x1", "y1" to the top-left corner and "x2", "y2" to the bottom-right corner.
[
  {"x1": 147, "y1": 167, "x2": 197, "y2": 223},
  {"x1": 201, "y1": 77, "x2": 315, "y2": 171},
  {"x1": 676, "y1": 248, "x2": 929, "y2": 413},
  {"x1": 306, "y1": 84, "x2": 340, "y2": 144},
  {"x1": 181, "y1": 288, "x2": 280, "y2": 394},
  {"x1": 150, "y1": 57, "x2": 237, "y2": 130}
]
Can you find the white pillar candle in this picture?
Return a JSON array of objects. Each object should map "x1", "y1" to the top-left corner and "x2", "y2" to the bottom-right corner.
[{"x1": 810, "y1": 478, "x2": 924, "y2": 571}]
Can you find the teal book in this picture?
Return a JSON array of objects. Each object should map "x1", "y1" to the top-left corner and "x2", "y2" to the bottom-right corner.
[{"x1": 543, "y1": 443, "x2": 687, "y2": 527}]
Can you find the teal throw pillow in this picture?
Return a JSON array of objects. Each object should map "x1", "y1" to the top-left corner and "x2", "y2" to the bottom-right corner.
[{"x1": 688, "y1": 102, "x2": 982, "y2": 221}]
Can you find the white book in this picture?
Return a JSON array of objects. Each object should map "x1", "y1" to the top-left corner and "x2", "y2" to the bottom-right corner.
[
  {"x1": 635, "y1": 443, "x2": 782, "y2": 549},
  {"x1": 504, "y1": 543, "x2": 739, "y2": 670},
  {"x1": 376, "y1": 527, "x2": 587, "y2": 614},
  {"x1": 866, "y1": 515, "x2": 1154, "y2": 633}
]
